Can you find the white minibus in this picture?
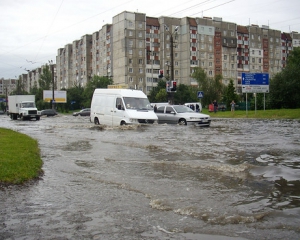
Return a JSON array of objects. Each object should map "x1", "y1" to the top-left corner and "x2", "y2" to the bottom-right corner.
[{"x1": 90, "y1": 89, "x2": 158, "y2": 126}]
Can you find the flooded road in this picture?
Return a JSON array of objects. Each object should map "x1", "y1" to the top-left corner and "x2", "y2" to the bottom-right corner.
[{"x1": 0, "y1": 114, "x2": 300, "y2": 240}]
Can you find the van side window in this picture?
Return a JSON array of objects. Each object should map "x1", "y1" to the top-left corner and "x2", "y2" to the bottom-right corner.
[{"x1": 156, "y1": 106, "x2": 165, "y2": 113}]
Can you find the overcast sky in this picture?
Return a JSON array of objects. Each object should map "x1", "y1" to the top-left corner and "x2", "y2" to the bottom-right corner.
[{"x1": 1, "y1": 0, "x2": 299, "y2": 79}]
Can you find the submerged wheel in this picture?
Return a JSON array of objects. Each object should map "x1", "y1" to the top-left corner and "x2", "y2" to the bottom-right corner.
[
  {"x1": 178, "y1": 118, "x2": 187, "y2": 125},
  {"x1": 94, "y1": 118, "x2": 100, "y2": 125}
]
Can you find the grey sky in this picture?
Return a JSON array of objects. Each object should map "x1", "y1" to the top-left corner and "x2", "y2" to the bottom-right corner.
[{"x1": 0, "y1": 0, "x2": 299, "y2": 79}]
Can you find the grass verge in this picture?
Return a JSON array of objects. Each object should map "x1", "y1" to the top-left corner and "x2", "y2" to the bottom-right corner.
[
  {"x1": 202, "y1": 108, "x2": 300, "y2": 119},
  {"x1": 0, "y1": 128, "x2": 43, "y2": 185}
]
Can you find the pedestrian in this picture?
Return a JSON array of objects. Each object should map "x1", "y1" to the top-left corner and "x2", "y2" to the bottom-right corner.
[
  {"x1": 154, "y1": 104, "x2": 157, "y2": 112},
  {"x1": 213, "y1": 100, "x2": 218, "y2": 113},
  {"x1": 231, "y1": 100, "x2": 235, "y2": 112}
]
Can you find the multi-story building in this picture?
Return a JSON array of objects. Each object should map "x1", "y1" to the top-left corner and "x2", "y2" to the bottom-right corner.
[
  {"x1": 281, "y1": 32, "x2": 292, "y2": 69},
  {"x1": 291, "y1": 31, "x2": 300, "y2": 47},
  {"x1": 16, "y1": 10, "x2": 300, "y2": 96},
  {"x1": 57, "y1": 44, "x2": 72, "y2": 89},
  {"x1": 146, "y1": 17, "x2": 160, "y2": 92},
  {"x1": 0, "y1": 78, "x2": 17, "y2": 95},
  {"x1": 237, "y1": 25, "x2": 249, "y2": 93}
]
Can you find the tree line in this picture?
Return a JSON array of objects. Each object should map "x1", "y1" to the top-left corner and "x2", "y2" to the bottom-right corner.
[{"x1": 2, "y1": 47, "x2": 299, "y2": 112}]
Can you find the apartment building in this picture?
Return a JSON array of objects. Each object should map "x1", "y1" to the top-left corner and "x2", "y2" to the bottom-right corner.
[
  {"x1": 237, "y1": 25, "x2": 249, "y2": 93},
  {"x1": 146, "y1": 17, "x2": 160, "y2": 92},
  {"x1": 91, "y1": 24, "x2": 113, "y2": 79},
  {"x1": 291, "y1": 31, "x2": 300, "y2": 47},
  {"x1": 281, "y1": 32, "x2": 292, "y2": 69},
  {"x1": 0, "y1": 78, "x2": 17, "y2": 95},
  {"x1": 57, "y1": 44, "x2": 72, "y2": 89},
  {"x1": 16, "y1": 10, "x2": 300, "y2": 96}
]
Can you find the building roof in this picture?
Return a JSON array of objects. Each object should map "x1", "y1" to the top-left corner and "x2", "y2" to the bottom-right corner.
[
  {"x1": 282, "y1": 32, "x2": 292, "y2": 41},
  {"x1": 237, "y1": 25, "x2": 248, "y2": 34},
  {"x1": 146, "y1": 17, "x2": 160, "y2": 27},
  {"x1": 188, "y1": 17, "x2": 197, "y2": 27}
]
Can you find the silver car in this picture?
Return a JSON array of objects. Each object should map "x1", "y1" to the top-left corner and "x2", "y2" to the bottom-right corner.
[{"x1": 155, "y1": 105, "x2": 211, "y2": 126}]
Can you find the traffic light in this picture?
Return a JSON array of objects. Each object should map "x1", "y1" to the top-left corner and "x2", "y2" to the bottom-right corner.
[
  {"x1": 171, "y1": 81, "x2": 177, "y2": 92},
  {"x1": 158, "y1": 70, "x2": 164, "y2": 78}
]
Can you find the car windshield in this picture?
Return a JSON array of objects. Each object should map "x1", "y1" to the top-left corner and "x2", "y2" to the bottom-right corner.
[
  {"x1": 123, "y1": 97, "x2": 152, "y2": 110},
  {"x1": 173, "y1": 105, "x2": 195, "y2": 113}
]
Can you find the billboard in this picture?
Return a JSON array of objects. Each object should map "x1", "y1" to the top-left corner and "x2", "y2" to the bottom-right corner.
[{"x1": 43, "y1": 90, "x2": 67, "y2": 103}]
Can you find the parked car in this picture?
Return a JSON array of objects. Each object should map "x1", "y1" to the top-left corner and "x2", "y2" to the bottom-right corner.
[
  {"x1": 155, "y1": 105, "x2": 211, "y2": 126},
  {"x1": 40, "y1": 109, "x2": 57, "y2": 117},
  {"x1": 184, "y1": 102, "x2": 202, "y2": 112},
  {"x1": 73, "y1": 108, "x2": 90, "y2": 116}
]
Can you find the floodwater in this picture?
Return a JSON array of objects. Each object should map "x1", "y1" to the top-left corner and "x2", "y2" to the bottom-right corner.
[{"x1": 0, "y1": 114, "x2": 300, "y2": 240}]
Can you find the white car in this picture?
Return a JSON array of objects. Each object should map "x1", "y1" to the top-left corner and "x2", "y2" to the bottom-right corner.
[{"x1": 155, "y1": 105, "x2": 211, "y2": 126}]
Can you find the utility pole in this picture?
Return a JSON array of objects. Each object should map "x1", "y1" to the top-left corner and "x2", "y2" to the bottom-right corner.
[
  {"x1": 164, "y1": 25, "x2": 179, "y2": 104},
  {"x1": 49, "y1": 60, "x2": 55, "y2": 109}
]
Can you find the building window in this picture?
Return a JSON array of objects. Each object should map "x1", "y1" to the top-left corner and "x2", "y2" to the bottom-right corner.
[
  {"x1": 129, "y1": 68, "x2": 133, "y2": 73},
  {"x1": 224, "y1": 55, "x2": 227, "y2": 60},
  {"x1": 139, "y1": 68, "x2": 143, "y2": 73},
  {"x1": 139, "y1": 77, "x2": 143, "y2": 82},
  {"x1": 129, "y1": 31, "x2": 133, "y2": 36},
  {"x1": 129, "y1": 49, "x2": 133, "y2": 55},
  {"x1": 139, "y1": 59, "x2": 143, "y2": 64},
  {"x1": 129, "y1": 77, "x2": 133, "y2": 82},
  {"x1": 139, "y1": 32, "x2": 142, "y2": 37},
  {"x1": 139, "y1": 50, "x2": 143, "y2": 56}
]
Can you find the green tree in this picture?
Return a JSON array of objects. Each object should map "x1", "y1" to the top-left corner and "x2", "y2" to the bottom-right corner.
[
  {"x1": 147, "y1": 80, "x2": 166, "y2": 103},
  {"x1": 269, "y1": 47, "x2": 300, "y2": 109},
  {"x1": 173, "y1": 84, "x2": 198, "y2": 104},
  {"x1": 82, "y1": 75, "x2": 113, "y2": 107},
  {"x1": 192, "y1": 67, "x2": 225, "y2": 107},
  {"x1": 222, "y1": 79, "x2": 239, "y2": 108},
  {"x1": 155, "y1": 89, "x2": 168, "y2": 102}
]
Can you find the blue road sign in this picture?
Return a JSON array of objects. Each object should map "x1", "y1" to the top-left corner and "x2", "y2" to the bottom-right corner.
[
  {"x1": 197, "y1": 91, "x2": 204, "y2": 98},
  {"x1": 242, "y1": 73, "x2": 269, "y2": 93}
]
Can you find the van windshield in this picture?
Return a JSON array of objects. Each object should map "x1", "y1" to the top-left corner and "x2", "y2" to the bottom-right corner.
[{"x1": 123, "y1": 97, "x2": 152, "y2": 110}]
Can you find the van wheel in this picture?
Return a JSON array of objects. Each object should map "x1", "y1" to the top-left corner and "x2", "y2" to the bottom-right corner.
[
  {"x1": 178, "y1": 119, "x2": 187, "y2": 125},
  {"x1": 94, "y1": 118, "x2": 100, "y2": 125},
  {"x1": 120, "y1": 121, "x2": 126, "y2": 126}
]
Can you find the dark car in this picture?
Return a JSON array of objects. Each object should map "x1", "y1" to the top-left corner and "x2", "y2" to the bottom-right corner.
[
  {"x1": 41, "y1": 109, "x2": 57, "y2": 117},
  {"x1": 73, "y1": 108, "x2": 90, "y2": 116}
]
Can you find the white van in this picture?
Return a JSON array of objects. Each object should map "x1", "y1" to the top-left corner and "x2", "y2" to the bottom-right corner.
[
  {"x1": 90, "y1": 89, "x2": 158, "y2": 126},
  {"x1": 184, "y1": 102, "x2": 202, "y2": 112}
]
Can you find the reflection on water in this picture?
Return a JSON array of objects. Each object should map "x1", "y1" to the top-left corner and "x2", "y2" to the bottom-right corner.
[{"x1": 1, "y1": 115, "x2": 300, "y2": 239}]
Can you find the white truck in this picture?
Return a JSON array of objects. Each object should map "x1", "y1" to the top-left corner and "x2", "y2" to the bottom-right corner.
[{"x1": 8, "y1": 95, "x2": 40, "y2": 121}]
